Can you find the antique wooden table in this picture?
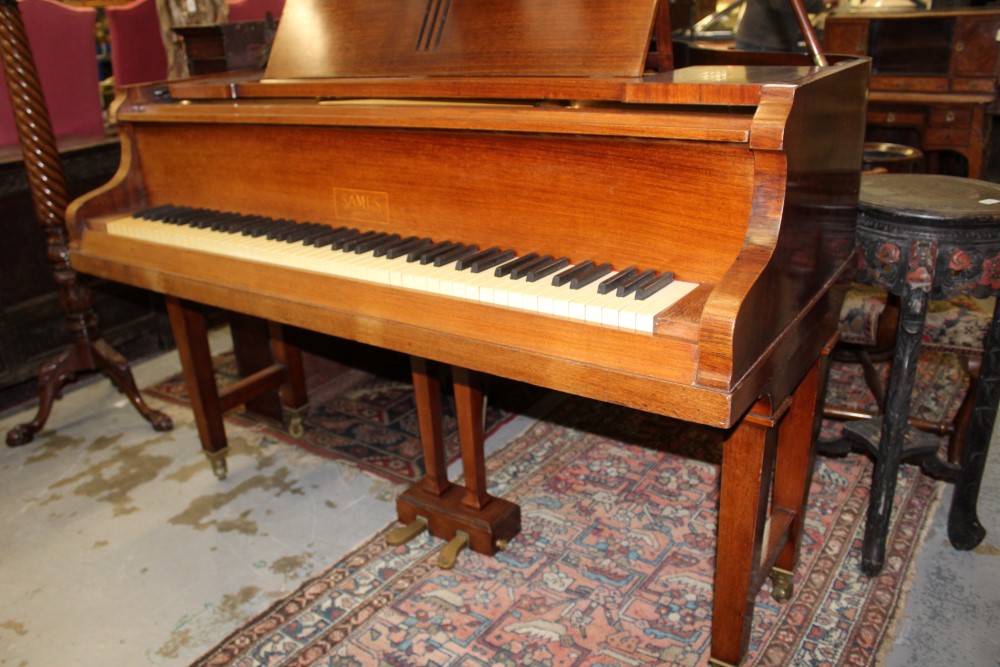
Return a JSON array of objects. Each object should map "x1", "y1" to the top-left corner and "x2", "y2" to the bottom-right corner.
[{"x1": 847, "y1": 174, "x2": 1000, "y2": 575}]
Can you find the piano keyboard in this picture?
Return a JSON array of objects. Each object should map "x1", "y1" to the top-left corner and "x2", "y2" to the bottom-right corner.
[{"x1": 104, "y1": 206, "x2": 699, "y2": 334}]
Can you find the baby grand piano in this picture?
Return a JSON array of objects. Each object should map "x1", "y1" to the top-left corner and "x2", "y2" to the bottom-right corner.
[{"x1": 66, "y1": 1, "x2": 869, "y2": 663}]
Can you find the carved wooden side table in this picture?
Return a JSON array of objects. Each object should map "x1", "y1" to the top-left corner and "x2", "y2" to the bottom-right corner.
[{"x1": 847, "y1": 173, "x2": 1000, "y2": 575}]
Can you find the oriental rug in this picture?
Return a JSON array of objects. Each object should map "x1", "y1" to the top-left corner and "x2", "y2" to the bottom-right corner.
[
  {"x1": 146, "y1": 351, "x2": 542, "y2": 485},
  {"x1": 193, "y1": 396, "x2": 939, "y2": 667}
]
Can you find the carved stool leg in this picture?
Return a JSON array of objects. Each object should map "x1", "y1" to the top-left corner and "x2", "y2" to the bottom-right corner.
[
  {"x1": 861, "y1": 284, "x2": 929, "y2": 576},
  {"x1": 948, "y1": 303, "x2": 1000, "y2": 550}
]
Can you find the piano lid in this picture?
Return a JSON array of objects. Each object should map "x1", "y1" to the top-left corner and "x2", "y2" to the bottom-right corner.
[{"x1": 263, "y1": 0, "x2": 659, "y2": 80}]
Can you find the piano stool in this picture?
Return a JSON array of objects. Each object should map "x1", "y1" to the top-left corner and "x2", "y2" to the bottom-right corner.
[{"x1": 841, "y1": 173, "x2": 1000, "y2": 575}]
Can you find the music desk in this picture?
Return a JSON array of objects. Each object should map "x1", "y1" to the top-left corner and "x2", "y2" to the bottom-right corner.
[{"x1": 847, "y1": 174, "x2": 1000, "y2": 575}]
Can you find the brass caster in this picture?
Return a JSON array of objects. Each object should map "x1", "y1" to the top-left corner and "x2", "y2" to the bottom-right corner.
[
  {"x1": 769, "y1": 567, "x2": 794, "y2": 603},
  {"x1": 494, "y1": 538, "x2": 509, "y2": 551},
  {"x1": 386, "y1": 517, "x2": 428, "y2": 546},
  {"x1": 205, "y1": 449, "x2": 229, "y2": 480},
  {"x1": 284, "y1": 405, "x2": 308, "y2": 438},
  {"x1": 438, "y1": 532, "x2": 470, "y2": 570}
]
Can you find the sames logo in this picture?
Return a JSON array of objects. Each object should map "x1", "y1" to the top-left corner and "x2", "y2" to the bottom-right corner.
[{"x1": 334, "y1": 188, "x2": 389, "y2": 224}]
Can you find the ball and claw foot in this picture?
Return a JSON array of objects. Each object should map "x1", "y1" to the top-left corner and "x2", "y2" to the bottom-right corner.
[
  {"x1": 6, "y1": 424, "x2": 37, "y2": 447},
  {"x1": 769, "y1": 568, "x2": 794, "y2": 603}
]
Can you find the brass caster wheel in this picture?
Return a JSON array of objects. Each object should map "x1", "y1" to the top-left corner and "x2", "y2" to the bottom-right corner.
[{"x1": 769, "y1": 567, "x2": 794, "y2": 603}]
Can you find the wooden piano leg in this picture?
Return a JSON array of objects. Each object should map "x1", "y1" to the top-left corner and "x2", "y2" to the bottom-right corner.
[
  {"x1": 393, "y1": 364, "x2": 520, "y2": 561},
  {"x1": 166, "y1": 296, "x2": 229, "y2": 479},
  {"x1": 710, "y1": 352, "x2": 826, "y2": 666},
  {"x1": 165, "y1": 297, "x2": 309, "y2": 479},
  {"x1": 770, "y1": 347, "x2": 826, "y2": 598},
  {"x1": 227, "y1": 314, "x2": 310, "y2": 437},
  {"x1": 268, "y1": 320, "x2": 309, "y2": 437}
]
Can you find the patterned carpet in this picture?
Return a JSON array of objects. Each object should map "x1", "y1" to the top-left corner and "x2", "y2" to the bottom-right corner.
[
  {"x1": 146, "y1": 348, "x2": 961, "y2": 665},
  {"x1": 146, "y1": 351, "x2": 543, "y2": 485},
  {"x1": 190, "y1": 396, "x2": 938, "y2": 666}
]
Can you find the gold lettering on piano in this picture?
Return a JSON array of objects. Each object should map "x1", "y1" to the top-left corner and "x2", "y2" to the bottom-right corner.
[{"x1": 334, "y1": 188, "x2": 390, "y2": 224}]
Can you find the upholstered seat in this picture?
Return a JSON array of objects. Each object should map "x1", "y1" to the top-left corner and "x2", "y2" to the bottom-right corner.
[{"x1": 106, "y1": 0, "x2": 169, "y2": 87}]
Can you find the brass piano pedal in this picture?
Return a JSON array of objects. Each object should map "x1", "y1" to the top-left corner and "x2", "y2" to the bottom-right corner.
[
  {"x1": 386, "y1": 516, "x2": 428, "y2": 546},
  {"x1": 437, "y1": 531, "x2": 470, "y2": 570}
]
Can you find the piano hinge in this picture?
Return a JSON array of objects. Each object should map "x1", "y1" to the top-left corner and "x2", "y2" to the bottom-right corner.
[{"x1": 416, "y1": 0, "x2": 452, "y2": 52}]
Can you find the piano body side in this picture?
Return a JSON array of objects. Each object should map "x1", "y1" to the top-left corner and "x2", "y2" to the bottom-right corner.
[
  {"x1": 698, "y1": 58, "x2": 869, "y2": 408},
  {"x1": 67, "y1": 58, "x2": 868, "y2": 428}
]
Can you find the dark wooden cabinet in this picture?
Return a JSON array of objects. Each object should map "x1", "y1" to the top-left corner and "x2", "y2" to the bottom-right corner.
[
  {"x1": 824, "y1": 8, "x2": 1000, "y2": 178},
  {"x1": 0, "y1": 138, "x2": 171, "y2": 391}
]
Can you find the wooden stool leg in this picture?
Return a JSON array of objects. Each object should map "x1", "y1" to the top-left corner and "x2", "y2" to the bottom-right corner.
[
  {"x1": 948, "y1": 303, "x2": 1000, "y2": 550},
  {"x1": 862, "y1": 285, "x2": 929, "y2": 575},
  {"x1": 165, "y1": 296, "x2": 229, "y2": 479}
]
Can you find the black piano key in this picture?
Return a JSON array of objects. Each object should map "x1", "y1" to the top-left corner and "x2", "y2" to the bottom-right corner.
[
  {"x1": 239, "y1": 216, "x2": 273, "y2": 236},
  {"x1": 455, "y1": 247, "x2": 501, "y2": 271},
  {"x1": 296, "y1": 225, "x2": 335, "y2": 244},
  {"x1": 209, "y1": 212, "x2": 246, "y2": 231},
  {"x1": 190, "y1": 210, "x2": 225, "y2": 228},
  {"x1": 354, "y1": 232, "x2": 396, "y2": 254},
  {"x1": 312, "y1": 227, "x2": 357, "y2": 248},
  {"x1": 332, "y1": 229, "x2": 366, "y2": 250},
  {"x1": 388, "y1": 237, "x2": 433, "y2": 260},
  {"x1": 636, "y1": 272, "x2": 675, "y2": 300},
  {"x1": 341, "y1": 230, "x2": 380, "y2": 252},
  {"x1": 570, "y1": 262, "x2": 613, "y2": 289},
  {"x1": 266, "y1": 220, "x2": 298, "y2": 240},
  {"x1": 162, "y1": 206, "x2": 197, "y2": 223},
  {"x1": 598, "y1": 267, "x2": 638, "y2": 295},
  {"x1": 470, "y1": 249, "x2": 516, "y2": 274},
  {"x1": 551, "y1": 260, "x2": 593, "y2": 287},
  {"x1": 284, "y1": 223, "x2": 325, "y2": 243},
  {"x1": 417, "y1": 241, "x2": 461, "y2": 265},
  {"x1": 433, "y1": 244, "x2": 479, "y2": 268},
  {"x1": 371, "y1": 234, "x2": 404, "y2": 256},
  {"x1": 526, "y1": 257, "x2": 569, "y2": 282},
  {"x1": 305, "y1": 226, "x2": 346, "y2": 246},
  {"x1": 615, "y1": 269, "x2": 656, "y2": 298},
  {"x1": 135, "y1": 204, "x2": 177, "y2": 220},
  {"x1": 495, "y1": 253, "x2": 538, "y2": 278}
]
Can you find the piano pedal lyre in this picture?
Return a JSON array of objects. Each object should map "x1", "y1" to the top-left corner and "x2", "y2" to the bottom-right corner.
[{"x1": 386, "y1": 516, "x2": 428, "y2": 546}]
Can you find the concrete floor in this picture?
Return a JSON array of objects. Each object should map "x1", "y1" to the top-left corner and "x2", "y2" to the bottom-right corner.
[{"x1": 0, "y1": 331, "x2": 997, "y2": 665}]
